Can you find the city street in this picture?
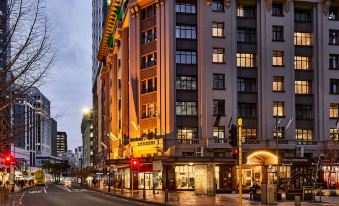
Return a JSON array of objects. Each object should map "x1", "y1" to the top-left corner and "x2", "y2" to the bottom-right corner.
[{"x1": 10, "y1": 184, "x2": 154, "y2": 206}]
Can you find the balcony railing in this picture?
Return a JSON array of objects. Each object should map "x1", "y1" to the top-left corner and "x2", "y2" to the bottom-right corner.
[
  {"x1": 176, "y1": 139, "x2": 200, "y2": 144},
  {"x1": 141, "y1": 113, "x2": 157, "y2": 119},
  {"x1": 243, "y1": 139, "x2": 260, "y2": 144},
  {"x1": 297, "y1": 140, "x2": 317, "y2": 145},
  {"x1": 141, "y1": 61, "x2": 157, "y2": 69},
  {"x1": 214, "y1": 138, "x2": 228, "y2": 144}
]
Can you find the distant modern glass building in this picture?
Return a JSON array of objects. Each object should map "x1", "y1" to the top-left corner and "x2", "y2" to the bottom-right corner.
[{"x1": 81, "y1": 109, "x2": 94, "y2": 168}]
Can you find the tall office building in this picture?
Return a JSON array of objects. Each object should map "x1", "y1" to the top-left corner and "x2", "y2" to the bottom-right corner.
[
  {"x1": 81, "y1": 109, "x2": 94, "y2": 168},
  {"x1": 12, "y1": 94, "x2": 37, "y2": 166},
  {"x1": 50, "y1": 118, "x2": 58, "y2": 157},
  {"x1": 57, "y1": 132, "x2": 68, "y2": 155},
  {"x1": 28, "y1": 87, "x2": 51, "y2": 157},
  {"x1": 96, "y1": 0, "x2": 339, "y2": 193}
]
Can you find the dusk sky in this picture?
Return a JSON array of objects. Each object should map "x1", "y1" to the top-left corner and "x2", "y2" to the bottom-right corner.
[{"x1": 41, "y1": 0, "x2": 92, "y2": 151}]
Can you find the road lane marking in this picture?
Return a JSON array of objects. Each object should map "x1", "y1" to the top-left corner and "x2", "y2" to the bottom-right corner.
[
  {"x1": 43, "y1": 186, "x2": 47, "y2": 193},
  {"x1": 55, "y1": 184, "x2": 72, "y2": 192}
]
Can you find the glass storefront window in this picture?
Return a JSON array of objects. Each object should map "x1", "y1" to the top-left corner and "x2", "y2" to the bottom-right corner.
[
  {"x1": 138, "y1": 172, "x2": 162, "y2": 190},
  {"x1": 175, "y1": 165, "x2": 195, "y2": 190}
]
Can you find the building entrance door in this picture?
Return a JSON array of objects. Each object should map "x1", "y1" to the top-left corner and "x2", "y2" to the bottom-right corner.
[{"x1": 138, "y1": 172, "x2": 153, "y2": 189}]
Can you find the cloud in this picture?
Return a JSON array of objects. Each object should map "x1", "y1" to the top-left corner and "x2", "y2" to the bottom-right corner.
[{"x1": 41, "y1": 0, "x2": 92, "y2": 151}]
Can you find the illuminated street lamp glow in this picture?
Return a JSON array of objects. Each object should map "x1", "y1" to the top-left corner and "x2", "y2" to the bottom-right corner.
[{"x1": 82, "y1": 107, "x2": 90, "y2": 114}]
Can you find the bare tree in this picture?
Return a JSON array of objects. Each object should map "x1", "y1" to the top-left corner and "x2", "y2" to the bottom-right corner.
[{"x1": 0, "y1": 0, "x2": 55, "y2": 143}]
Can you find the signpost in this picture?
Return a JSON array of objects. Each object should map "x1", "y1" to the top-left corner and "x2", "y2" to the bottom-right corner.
[{"x1": 238, "y1": 118, "x2": 243, "y2": 206}]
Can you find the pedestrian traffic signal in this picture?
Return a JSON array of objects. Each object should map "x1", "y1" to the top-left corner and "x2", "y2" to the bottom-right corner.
[
  {"x1": 231, "y1": 147, "x2": 239, "y2": 159},
  {"x1": 3, "y1": 154, "x2": 13, "y2": 165},
  {"x1": 229, "y1": 124, "x2": 238, "y2": 147},
  {"x1": 131, "y1": 159, "x2": 140, "y2": 172}
]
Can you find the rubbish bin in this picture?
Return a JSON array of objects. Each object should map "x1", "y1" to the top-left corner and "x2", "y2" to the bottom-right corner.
[{"x1": 295, "y1": 196, "x2": 301, "y2": 206}]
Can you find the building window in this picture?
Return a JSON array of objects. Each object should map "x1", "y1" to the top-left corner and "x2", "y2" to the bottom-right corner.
[
  {"x1": 294, "y1": 10, "x2": 312, "y2": 22},
  {"x1": 212, "y1": 22, "x2": 224, "y2": 37},
  {"x1": 176, "y1": 25, "x2": 197, "y2": 39},
  {"x1": 330, "y1": 55, "x2": 339, "y2": 70},
  {"x1": 237, "y1": 53, "x2": 256, "y2": 68},
  {"x1": 330, "y1": 79, "x2": 339, "y2": 94},
  {"x1": 330, "y1": 128, "x2": 339, "y2": 140},
  {"x1": 296, "y1": 105, "x2": 313, "y2": 120},
  {"x1": 176, "y1": 3, "x2": 196, "y2": 14},
  {"x1": 237, "y1": 5, "x2": 255, "y2": 18},
  {"x1": 295, "y1": 129, "x2": 313, "y2": 141},
  {"x1": 176, "y1": 76, "x2": 197, "y2": 90},
  {"x1": 242, "y1": 128, "x2": 257, "y2": 139},
  {"x1": 213, "y1": 126, "x2": 225, "y2": 140},
  {"x1": 213, "y1": 99, "x2": 225, "y2": 115},
  {"x1": 176, "y1": 50, "x2": 197, "y2": 64},
  {"x1": 141, "y1": 28, "x2": 156, "y2": 45},
  {"x1": 141, "y1": 77, "x2": 157, "y2": 94},
  {"x1": 273, "y1": 127, "x2": 285, "y2": 139},
  {"x1": 295, "y1": 80, "x2": 312, "y2": 95},
  {"x1": 329, "y1": 30, "x2": 339, "y2": 45},
  {"x1": 213, "y1": 48, "x2": 225, "y2": 63},
  {"x1": 141, "y1": 52, "x2": 157, "y2": 69},
  {"x1": 273, "y1": 76, "x2": 284, "y2": 92},
  {"x1": 142, "y1": 102, "x2": 157, "y2": 119},
  {"x1": 213, "y1": 74, "x2": 225, "y2": 89},
  {"x1": 272, "y1": 4, "x2": 283, "y2": 17},
  {"x1": 237, "y1": 78, "x2": 256, "y2": 93},
  {"x1": 176, "y1": 127, "x2": 198, "y2": 143},
  {"x1": 272, "y1": 26, "x2": 284, "y2": 41},
  {"x1": 238, "y1": 103, "x2": 257, "y2": 118},
  {"x1": 212, "y1": 0, "x2": 224, "y2": 12},
  {"x1": 141, "y1": 4, "x2": 156, "y2": 20},
  {"x1": 272, "y1": 51, "x2": 284, "y2": 67},
  {"x1": 273, "y1": 101, "x2": 284, "y2": 117},
  {"x1": 329, "y1": 7, "x2": 338, "y2": 20},
  {"x1": 176, "y1": 102, "x2": 197, "y2": 115},
  {"x1": 294, "y1": 32, "x2": 312, "y2": 46},
  {"x1": 237, "y1": 28, "x2": 256, "y2": 43},
  {"x1": 330, "y1": 103, "x2": 339, "y2": 118},
  {"x1": 294, "y1": 56, "x2": 312, "y2": 70}
]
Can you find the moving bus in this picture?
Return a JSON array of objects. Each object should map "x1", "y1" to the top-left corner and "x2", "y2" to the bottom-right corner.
[{"x1": 34, "y1": 170, "x2": 45, "y2": 186}]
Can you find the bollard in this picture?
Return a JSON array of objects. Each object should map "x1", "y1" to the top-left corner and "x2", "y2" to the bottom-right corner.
[
  {"x1": 165, "y1": 188, "x2": 169, "y2": 203},
  {"x1": 143, "y1": 187, "x2": 146, "y2": 200},
  {"x1": 295, "y1": 196, "x2": 301, "y2": 206}
]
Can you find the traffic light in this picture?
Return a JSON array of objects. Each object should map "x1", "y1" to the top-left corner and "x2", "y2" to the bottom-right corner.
[
  {"x1": 231, "y1": 147, "x2": 239, "y2": 159},
  {"x1": 229, "y1": 124, "x2": 238, "y2": 147},
  {"x1": 3, "y1": 154, "x2": 13, "y2": 165},
  {"x1": 131, "y1": 159, "x2": 140, "y2": 172}
]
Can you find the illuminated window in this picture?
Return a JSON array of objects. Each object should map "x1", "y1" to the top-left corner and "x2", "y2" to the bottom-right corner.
[
  {"x1": 330, "y1": 103, "x2": 339, "y2": 118},
  {"x1": 141, "y1": 102, "x2": 157, "y2": 119},
  {"x1": 237, "y1": 53, "x2": 256, "y2": 68},
  {"x1": 272, "y1": 51, "x2": 284, "y2": 66},
  {"x1": 295, "y1": 80, "x2": 312, "y2": 94},
  {"x1": 176, "y1": 127, "x2": 198, "y2": 142},
  {"x1": 294, "y1": 56, "x2": 312, "y2": 70},
  {"x1": 176, "y1": 76, "x2": 197, "y2": 90},
  {"x1": 213, "y1": 126, "x2": 225, "y2": 139},
  {"x1": 330, "y1": 128, "x2": 339, "y2": 140},
  {"x1": 273, "y1": 101, "x2": 284, "y2": 117},
  {"x1": 273, "y1": 127, "x2": 285, "y2": 139},
  {"x1": 237, "y1": 5, "x2": 255, "y2": 18},
  {"x1": 212, "y1": 22, "x2": 224, "y2": 37},
  {"x1": 273, "y1": 76, "x2": 284, "y2": 92},
  {"x1": 176, "y1": 102, "x2": 197, "y2": 115},
  {"x1": 242, "y1": 128, "x2": 257, "y2": 139},
  {"x1": 213, "y1": 48, "x2": 225, "y2": 63},
  {"x1": 295, "y1": 129, "x2": 312, "y2": 141},
  {"x1": 294, "y1": 32, "x2": 312, "y2": 46}
]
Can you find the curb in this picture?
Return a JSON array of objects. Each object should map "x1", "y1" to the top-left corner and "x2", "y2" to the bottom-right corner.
[
  {"x1": 7, "y1": 186, "x2": 34, "y2": 206},
  {"x1": 88, "y1": 187, "x2": 175, "y2": 206}
]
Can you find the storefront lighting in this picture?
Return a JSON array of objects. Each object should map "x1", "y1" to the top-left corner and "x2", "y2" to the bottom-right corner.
[
  {"x1": 189, "y1": 163, "x2": 193, "y2": 166},
  {"x1": 246, "y1": 151, "x2": 278, "y2": 165}
]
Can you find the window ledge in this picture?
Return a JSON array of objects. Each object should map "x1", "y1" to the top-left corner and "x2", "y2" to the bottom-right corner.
[
  {"x1": 272, "y1": 40, "x2": 285, "y2": 42},
  {"x1": 272, "y1": 65, "x2": 285, "y2": 68},
  {"x1": 213, "y1": 62, "x2": 226, "y2": 65},
  {"x1": 212, "y1": 36, "x2": 225, "y2": 39},
  {"x1": 273, "y1": 90, "x2": 285, "y2": 93},
  {"x1": 212, "y1": 88, "x2": 226, "y2": 91}
]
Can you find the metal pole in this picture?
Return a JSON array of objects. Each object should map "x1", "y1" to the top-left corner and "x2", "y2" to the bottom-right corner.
[
  {"x1": 143, "y1": 173, "x2": 146, "y2": 200},
  {"x1": 108, "y1": 168, "x2": 111, "y2": 192},
  {"x1": 276, "y1": 116, "x2": 280, "y2": 201},
  {"x1": 238, "y1": 118, "x2": 243, "y2": 206},
  {"x1": 131, "y1": 171, "x2": 133, "y2": 195}
]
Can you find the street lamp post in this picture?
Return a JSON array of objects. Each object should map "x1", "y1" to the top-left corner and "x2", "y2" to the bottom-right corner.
[{"x1": 275, "y1": 116, "x2": 280, "y2": 201}]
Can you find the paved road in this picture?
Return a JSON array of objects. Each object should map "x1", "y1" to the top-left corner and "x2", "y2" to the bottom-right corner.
[{"x1": 10, "y1": 184, "x2": 155, "y2": 206}]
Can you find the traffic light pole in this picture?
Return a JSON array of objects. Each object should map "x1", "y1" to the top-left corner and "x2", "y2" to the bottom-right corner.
[{"x1": 238, "y1": 118, "x2": 243, "y2": 206}]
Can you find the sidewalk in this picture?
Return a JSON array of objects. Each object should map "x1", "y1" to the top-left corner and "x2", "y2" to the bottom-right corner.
[{"x1": 90, "y1": 186, "x2": 339, "y2": 206}]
